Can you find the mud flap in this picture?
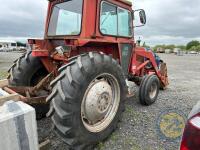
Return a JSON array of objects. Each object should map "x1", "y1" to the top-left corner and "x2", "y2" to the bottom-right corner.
[{"x1": 160, "y1": 62, "x2": 169, "y2": 89}]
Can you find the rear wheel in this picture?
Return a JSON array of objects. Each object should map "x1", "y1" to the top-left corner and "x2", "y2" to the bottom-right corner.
[
  {"x1": 139, "y1": 75, "x2": 160, "y2": 106},
  {"x1": 47, "y1": 52, "x2": 127, "y2": 149},
  {"x1": 8, "y1": 51, "x2": 49, "y2": 119}
]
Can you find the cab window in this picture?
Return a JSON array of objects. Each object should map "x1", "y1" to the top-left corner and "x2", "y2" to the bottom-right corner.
[
  {"x1": 48, "y1": 0, "x2": 83, "y2": 36},
  {"x1": 100, "y1": 1, "x2": 132, "y2": 37},
  {"x1": 100, "y1": 2, "x2": 117, "y2": 35},
  {"x1": 118, "y1": 7, "x2": 132, "y2": 37}
]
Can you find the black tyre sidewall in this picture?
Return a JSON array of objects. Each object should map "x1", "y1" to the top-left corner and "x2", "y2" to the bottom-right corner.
[
  {"x1": 139, "y1": 75, "x2": 151, "y2": 105},
  {"x1": 8, "y1": 52, "x2": 49, "y2": 119},
  {"x1": 74, "y1": 62, "x2": 126, "y2": 143},
  {"x1": 9, "y1": 52, "x2": 44, "y2": 86},
  {"x1": 139, "y1": 75, "x2": 160, "y2": 105},
  {"x1": 50, "y1": 53, "x2": 127, "y2": 148}
]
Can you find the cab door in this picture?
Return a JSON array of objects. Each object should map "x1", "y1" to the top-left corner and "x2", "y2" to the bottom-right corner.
[
  {"x1": 98, "y1": 1, "x2": 134, "y2": 76},
  {"x1": 117, "y1": 7, "x2": 134, "y2": 76},
  {"x1": 120, "y1": 43, "x2": 133, "y2": 76}
]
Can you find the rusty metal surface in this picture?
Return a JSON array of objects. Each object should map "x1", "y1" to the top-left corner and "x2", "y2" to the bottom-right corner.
[
  {"x1": 4, "y1": 73, "x2": 54, "y2": 105},
  {"x1": 30, "y1": 72, "x2": 54, "y2": 95},
  {"x1": 0, "y1": 79, "x2": 8, "y2": 88},
  {"x1": 24, "y1": 96, "x2": 47, "y2": 105},
  {"x1": 0, "y1": 94, "x2": 20, "y2": 106},
  {"x1": 39, "y1": 139, "x2": 51, "y2": 150},
  {"x1": 160, "y1": 62, "x2": 169, "y2": 89},
  {"x1": 3, "y1": 86, "x2": 47, "y2": 104}
]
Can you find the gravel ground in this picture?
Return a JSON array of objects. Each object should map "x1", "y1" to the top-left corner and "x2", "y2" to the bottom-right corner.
[
  {"x1": 0, "y1": 52, "x2": 200, "y2": 150},
  {"x1": 0, "y1": 52, "x2": 22, "y2": 72},
  {"x1": 0, "y1": 52, "x2": 22, "y2": 79}
]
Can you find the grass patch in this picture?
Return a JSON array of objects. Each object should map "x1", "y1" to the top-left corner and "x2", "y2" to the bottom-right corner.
[
  {"x1": 110, "y1": 132, "x2": 119, "y2": 141},
  {"x1": 0, "y1": 71, "x2": 8, "y2": 80},
  {"x1": 126, "y1": 105, "x2": 133, "y2": 114},
  {"x1": 97, "y1": 142, "x2": 104, "y2": 150}
]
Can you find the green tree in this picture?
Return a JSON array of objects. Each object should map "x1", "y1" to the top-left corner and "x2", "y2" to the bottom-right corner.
[
  {"x1": 164, "y1": 44, "x2": 175, "y2": 50},
  {"x1": 190, "y1": 45, "x2": 200, "y2": 52},
  {"x1": 176, "y1": 45, "x2": 186, "y2": 50},
  {"x1": 190, "y1": 46, "x2": 197, "y2": 51},
  {"x1": 153, "y1": 44, "x2": 176, "y2": 52},
  {"x1": 186, "y1": 40, "x2": 200, "y2": 50},
  {"x1": 16, "y1": 42, "x2": 26, "y2": 47},
  {"x1": 153, "y1": 45, "x2": 164, "y2": 52},
  {"x1": 196, "y1": 45, "x2": 200, "y2": 52}
]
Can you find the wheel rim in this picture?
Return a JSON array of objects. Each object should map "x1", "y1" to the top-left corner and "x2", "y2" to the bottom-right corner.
[
  {"x1": 81, "y1": 73, "x2": 120, "y2": 133},
  {"x1": 149, "y1": 82, "x2": 157, "y2": 99}
]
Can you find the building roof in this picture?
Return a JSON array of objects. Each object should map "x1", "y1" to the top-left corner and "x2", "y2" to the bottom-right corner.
[{"x1": 0, "y1": 39, "x2": 16, "y2": 43}]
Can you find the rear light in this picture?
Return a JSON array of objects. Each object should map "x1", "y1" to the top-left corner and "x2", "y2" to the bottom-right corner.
[
  {"x1": 180, "y1": 114, "x2": 200, "y2": 150},
  {"x1": 190, "y1": 116, "x2": 200, "y2": 129}
]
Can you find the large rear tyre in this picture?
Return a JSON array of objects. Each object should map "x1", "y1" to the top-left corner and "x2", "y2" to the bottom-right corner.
[
  {"x1": 139, "y1": 75, "x2": 160, "y2": 106},
  {"x1": 47, "y1": 52, "x2": 127, "y2": 149},
  {"x1": 8, "y1": 51, "x2": 49, "y2": 119}
]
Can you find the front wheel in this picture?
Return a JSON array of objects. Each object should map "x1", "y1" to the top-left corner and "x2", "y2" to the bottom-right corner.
[
  {"x1": 47, "y1": 52, "x2": 127, "y2": 149},
  {"x1": 139, "y1": 75, "x2": 160, "y2": 106}
]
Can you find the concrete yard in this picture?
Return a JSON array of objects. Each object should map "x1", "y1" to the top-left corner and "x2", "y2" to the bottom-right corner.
[
  {"x1": 0, "y1": 52, "x2": 22, "y2": 72},
  {"x1": 0, "y1": 52, "x2": 200, "y2": 150}
]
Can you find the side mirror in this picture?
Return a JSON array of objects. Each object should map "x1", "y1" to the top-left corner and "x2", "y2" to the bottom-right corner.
[
  {"x1": 139, "y1": 10, "x2": 146, "y2": 25},
  {"x1": 133, "y1": 9, "x2": 147, "y2": 27}
]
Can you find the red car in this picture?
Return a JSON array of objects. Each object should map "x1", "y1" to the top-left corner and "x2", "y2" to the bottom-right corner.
[{"x1": 180, "y1": 101, "x2": 200, "y2": 150}]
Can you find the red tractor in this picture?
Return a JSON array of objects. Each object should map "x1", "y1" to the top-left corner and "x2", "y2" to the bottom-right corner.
[{"x1": 7, "y1": 0, "x2": 168, "y2": 149}]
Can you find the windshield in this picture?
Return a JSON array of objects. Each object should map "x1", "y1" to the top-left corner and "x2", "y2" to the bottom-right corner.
[{"x1": 48, "y1": 0, "x2": 83, "y2": 36}]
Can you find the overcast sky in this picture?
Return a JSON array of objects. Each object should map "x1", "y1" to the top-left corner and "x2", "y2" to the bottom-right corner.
[{"x1": 0, "y1": 0, "x2": 199, "y2": 46}]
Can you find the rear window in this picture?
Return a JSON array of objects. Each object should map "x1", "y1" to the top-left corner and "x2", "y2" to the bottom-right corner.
[{"x1": 48, "y1": 0, "x2": 83, "y2": 36}]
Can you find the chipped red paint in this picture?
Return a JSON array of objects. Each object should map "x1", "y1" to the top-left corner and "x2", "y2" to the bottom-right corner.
[{"x1": 28, "y1": 0, "x2": 168, "y2": 88}]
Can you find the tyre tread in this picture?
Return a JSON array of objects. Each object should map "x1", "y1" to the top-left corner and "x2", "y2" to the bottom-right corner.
[{"x1": 48, "y1": 52, "x2": 126, "y2": 149}]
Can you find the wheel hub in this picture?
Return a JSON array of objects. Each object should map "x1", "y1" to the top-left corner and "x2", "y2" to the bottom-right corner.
[
  {"x1": 149, "y1": 83, "x2": 157, "y2": 99},
  {"x1": 98, "y1": 92, "x2": 111, "y2": 112},
  {"x1": 82, "y1": 80, "x2": 112, "y2": 124},
  {"x1": 81, "y1": 73, "x2": 120, "y2": 133}
]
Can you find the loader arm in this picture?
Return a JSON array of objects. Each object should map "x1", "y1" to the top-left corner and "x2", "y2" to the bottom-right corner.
[{"x1": 130, "y1": 47, "x2": 169, "y2": 89}]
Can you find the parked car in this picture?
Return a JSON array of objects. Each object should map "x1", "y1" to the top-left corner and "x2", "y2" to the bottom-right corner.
[
  {"x1": 189, "y1": 51, "x2": 198, "y2": 54},
  {"x1": 180, "y1": 101, "x2": 200, "y2": 150}
]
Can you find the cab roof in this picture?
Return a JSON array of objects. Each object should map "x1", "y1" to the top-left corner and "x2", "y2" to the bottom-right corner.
[
  {"x1": 119, "y1": 0, "x2": 132, "y2": 6},
  {"x1": 48, "y1": 0, "x2": 132, "y2": 6}
]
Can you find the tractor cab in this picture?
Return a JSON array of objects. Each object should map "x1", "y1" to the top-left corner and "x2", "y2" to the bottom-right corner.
[
  {"x1": 30, "y1": 0, "x2": 146, "y2": 76},
  {"x1": 45, "y1": 0, "x2": 146, "y2": 41}
]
